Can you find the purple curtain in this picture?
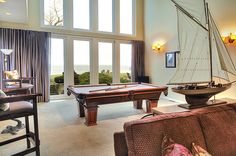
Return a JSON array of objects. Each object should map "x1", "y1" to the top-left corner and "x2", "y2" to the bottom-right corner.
[
  {"x1": 131, "y1": 40, "x2": 145, "y2": 82},
  {"x1": 0, "y1": 28, "x2": 51, "y2": 102}
]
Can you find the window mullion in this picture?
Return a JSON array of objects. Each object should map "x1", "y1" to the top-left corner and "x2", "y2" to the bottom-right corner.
[
  {"x1": 65, "y1": 0, "x2": 73, "y2": 29},
  {"x1": 114, "y1": 0, "x2": 120, "y2": 35},
  {"x1": 91, "y1": 0, "x2": 98, "y2": 32},
  {"x1": 132, "y1": 0, "x2": 136, "y2": 35},
  {"x1": 113, "y1": 41, "x2": 120, "y2": 83}
]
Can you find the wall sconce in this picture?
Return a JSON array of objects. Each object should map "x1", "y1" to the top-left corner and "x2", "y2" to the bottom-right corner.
[
  {"x1": 222, "y1": 33, "x2": 236, "y2": 44},
  {"x1": 152, "y1": 42, "x2": 165, "y2": 51},
  {"x1": 152, "y1": 43, "x2": 161, "y2": 51}
]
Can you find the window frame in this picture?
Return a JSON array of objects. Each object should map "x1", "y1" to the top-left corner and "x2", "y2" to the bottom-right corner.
[
  {"x1": 97, "y1": 0, "x2": 115, "y2": 33},
  {"x1": 40, "y1": 0, "x2": 136, "y2": 36},
  {"x1": 50, "y1": 34, "x2": 67, "y2": 99},
  {"x1": 72, "y1": 0, "x2": 92, "y2": 31},
  {"x1": 119, "y1": 0, "x2": 136, "y2": 36},
  {"x1": 118, "y1": 40, "x2": 132, "y2": 83},
  {"x1": 41, "y1": 0, "x2": 66, "y2": 28},
  {"x1": 72, "y1": 37, "x2": 92, "y2": 84},
  {"x1": 97, "y1": 39, "x2": 115, "y2": 83}
]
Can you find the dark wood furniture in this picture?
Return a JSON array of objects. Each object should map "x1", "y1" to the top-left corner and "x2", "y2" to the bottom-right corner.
[
  {"x1": 67, "y1": 83, "x2": 168, "y2": 126},
  {"x1": 0, "y1": 92, "x2": 41, "y2": 156},
  {"x1": 2, "y1": 72, "x2": 36, "y2": 94}
]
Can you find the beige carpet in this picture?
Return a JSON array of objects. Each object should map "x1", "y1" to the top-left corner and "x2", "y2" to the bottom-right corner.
[{"x1": 0, "y1": 98, "x2": 178, "y2": 156}]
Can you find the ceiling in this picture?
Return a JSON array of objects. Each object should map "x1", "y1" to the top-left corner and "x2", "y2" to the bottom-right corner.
[{"x1": 0, "y1": 0, "x2": 28, "y2": 23}]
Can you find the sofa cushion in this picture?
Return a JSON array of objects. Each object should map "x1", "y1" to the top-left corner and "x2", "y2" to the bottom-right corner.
[
  {"x1": 197, "y1": 105, "x2": 236, "y2": 156},
  {"x1": 162, "y1": 135, "x2": 193, "y2": 156},
  {"x1": 4, "y1": 70, "x2": 19, "y2": 79},
  {"x1": 124, "y1": 112, "x2": 206, "y2": 156}
]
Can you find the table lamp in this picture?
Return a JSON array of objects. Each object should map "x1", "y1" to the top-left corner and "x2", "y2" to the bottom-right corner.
[{"x1": 1, "y1": 49, "x2": 13, "y2": 71}]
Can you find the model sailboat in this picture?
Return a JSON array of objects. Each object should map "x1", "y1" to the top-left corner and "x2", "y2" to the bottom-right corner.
[{"x1": 169, "y1": 0, "x2": 236, "y2": 108}]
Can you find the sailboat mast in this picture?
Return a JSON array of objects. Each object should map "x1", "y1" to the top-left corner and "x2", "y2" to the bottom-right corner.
[{"x1": 205, "y1": 2, "x2": 213, "y2": 82}]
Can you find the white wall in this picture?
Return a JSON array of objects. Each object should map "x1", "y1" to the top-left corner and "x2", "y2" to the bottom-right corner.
[{"x1": 144, "y1": 0, "x2": 236, "y2": 102}]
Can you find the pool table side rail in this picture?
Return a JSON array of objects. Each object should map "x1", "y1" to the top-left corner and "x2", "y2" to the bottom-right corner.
[{"x1": 67, "y1": 85, "x2": 167, "y2": 98}]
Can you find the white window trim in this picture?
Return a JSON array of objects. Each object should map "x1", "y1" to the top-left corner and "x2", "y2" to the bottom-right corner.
[
  {"x1": 71, "y1": 36, "x2": 93, "y2": 85},
  {"x1": 117, "y1": 40, "x2": 132, "y2": 83},
  {"x1": 97, "y1": 39, "x2": 116, "y2": 83},
  {"x1": 50, "y1": 34, "x2": 67, "y2": 99}
]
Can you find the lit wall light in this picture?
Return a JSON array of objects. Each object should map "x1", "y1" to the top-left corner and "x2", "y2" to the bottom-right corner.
[
  {"x1": 152, "y1": 43, "x2": 161, "y2": 51},
  {"x1": 152, "y1": 41, "x2": 165, "y2": 52},
  {"x1": 222, "y1": 33, "x2": 236, "y2": 44},
  {"x1": 0, "y1": 0, "x2": 6, "y2": 3}
]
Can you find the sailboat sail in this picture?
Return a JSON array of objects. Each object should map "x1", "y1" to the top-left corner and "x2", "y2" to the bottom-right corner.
[
  {"x1": 169, "y1": 0, "x2": 236, "y2": 85},
  {"x1": 169, "y1": 7, "x2": 211, "y2": 85},
  {"x1": 172, "y1": 0, "x2": 207, "y2": 26},
  {"x1": 209, "y1": 13, "x2": 236, "y2": 77}
]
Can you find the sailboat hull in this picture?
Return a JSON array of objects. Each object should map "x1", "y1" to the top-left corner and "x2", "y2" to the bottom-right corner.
[{"x1": 172, "y1": 83, "x2": 231, "y2": 106}]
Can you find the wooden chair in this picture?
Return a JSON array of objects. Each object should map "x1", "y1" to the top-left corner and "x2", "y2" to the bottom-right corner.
[
  {"x1": 0, "y1": 91, "x2": 41, "y2": 156},
  {"x1": 2, "y1": 70, "x2": 36, "y2": 94}
]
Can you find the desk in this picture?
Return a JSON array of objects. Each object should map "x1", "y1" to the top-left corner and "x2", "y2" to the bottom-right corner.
[{"x1": 67, "y1": 83, "x2": 168, "y2": 126}]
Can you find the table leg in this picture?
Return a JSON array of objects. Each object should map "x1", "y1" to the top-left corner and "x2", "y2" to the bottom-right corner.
[
  {"x1": 84, "y1": 106, "x2": 98, "y2": 126},
  {"x1": 133, "y1": 100, "x2": 143, "y2": 109},
  {"x1": 77, "y1": 102, "x2": 85, "y2": 117},
  {"x1": 146, "y1": 100, "x2": 158, "y2": 113}
]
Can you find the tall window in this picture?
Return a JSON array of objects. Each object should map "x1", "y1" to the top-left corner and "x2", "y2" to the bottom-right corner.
[
  {"x1": 50, "y1": 38, "x2": 64, "y2": 95},
  {"x1": 44, "y1": 0, "x2": 63, "y2": 26},
  {"x1": 120, "y1": 0, "x2": 133, "y2": 34},
  {"x1": 120, "y1": 43, "x2": 132, "y2": 82},
  {"x1": 98, "y1": 0, "x2": 113, "y2": 32},
  {"x1": 98, "y1": 42, "x2": 113, "y2": 84},
  {"x1": 73, "y1": 40, "x2": 90, "y2": 85},
  {"x1": 73, "y1": 0, "x2": 90, "y2": 29}
]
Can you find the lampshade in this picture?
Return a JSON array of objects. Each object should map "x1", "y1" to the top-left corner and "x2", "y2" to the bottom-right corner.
[{"x1": 0, "y1": 49, "x2": 13, "y2": 55}]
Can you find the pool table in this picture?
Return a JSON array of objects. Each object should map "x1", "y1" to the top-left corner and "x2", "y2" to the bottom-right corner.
[{"x1": 67, "y1": 83, "x2": 168, "y2": 126}]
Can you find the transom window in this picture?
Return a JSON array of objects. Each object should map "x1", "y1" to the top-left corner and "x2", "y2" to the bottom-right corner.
[
  {"x1": 98, "y1": 0, "x2": 113, "y2": 32},
  {"x1": 43, "y1": 0, "x2": 135, "y2": 35},
  {"x1": 44, "y1": 0, "x2": 63, "y2": 26},
  {"x1": 120, "y1": 0, "x2": 133, "y2": 34},
  {"x1": 73, "y1": 0, "x2": 90, "y2": 30}
]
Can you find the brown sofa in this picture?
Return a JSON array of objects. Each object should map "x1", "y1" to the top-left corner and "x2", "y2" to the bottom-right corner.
[{"x1": 114, "y1": 103, "x2": 236, "y2": 156}]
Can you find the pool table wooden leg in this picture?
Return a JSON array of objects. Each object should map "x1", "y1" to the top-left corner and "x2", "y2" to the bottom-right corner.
[
  {"x1": 84, "y1": 106, "x2": 98, "y2": 126},
  {"x1": 133, "y1": 100, "x2": 143, "y2": 109},
  {"x1": 77, "y1": 102, "x2": 85, "y2": 117},
  {"x1": 146, "y1": 100, "x2": 158, "y2": 113}
]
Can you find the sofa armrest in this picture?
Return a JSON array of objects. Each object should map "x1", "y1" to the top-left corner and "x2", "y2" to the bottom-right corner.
[{"x1": 114, "y1": 132, "x2": 128, "y2": 156}]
